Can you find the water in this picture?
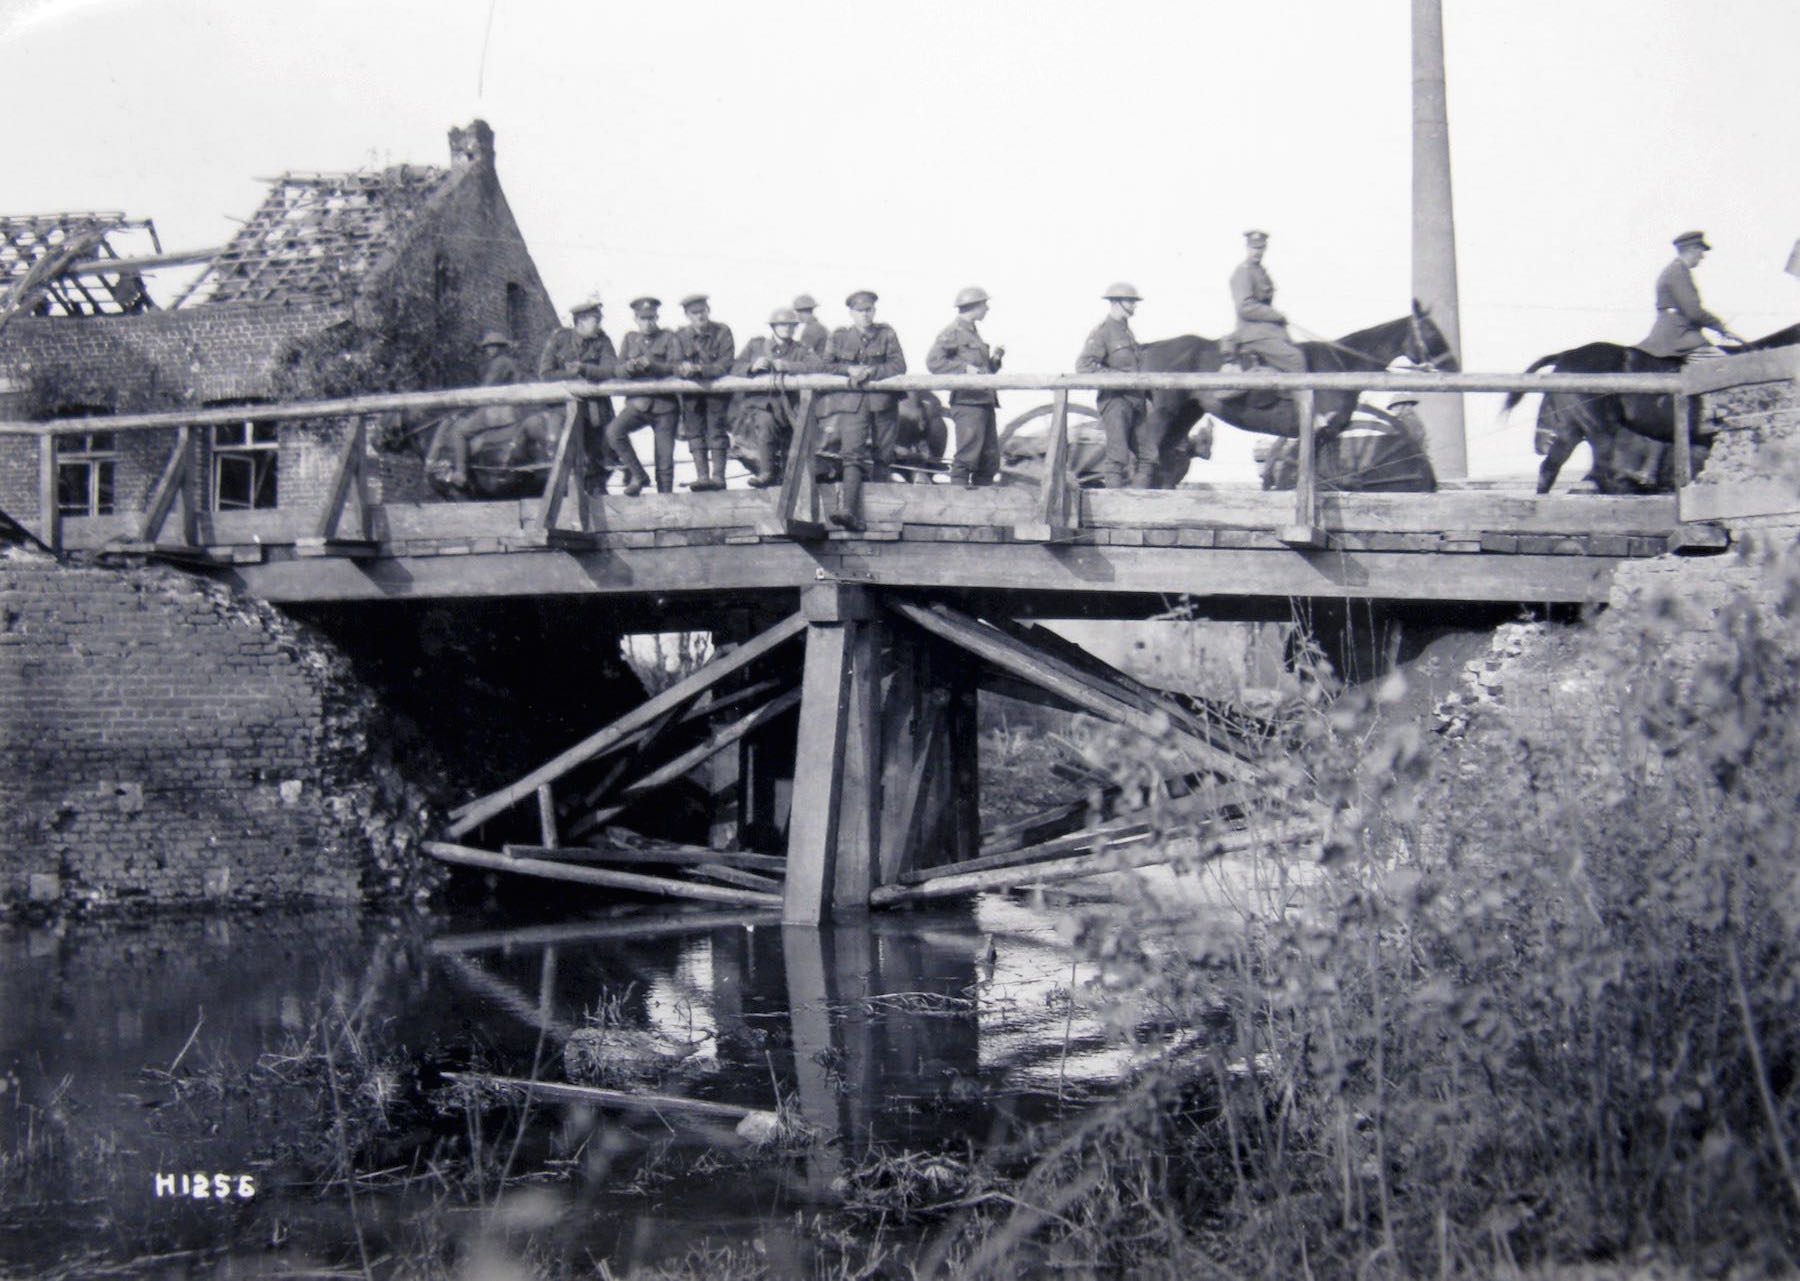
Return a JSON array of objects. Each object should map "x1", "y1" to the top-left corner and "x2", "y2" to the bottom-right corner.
[{"x1": 0, "y1": 895, "x2": 1171, "y2": 1276}]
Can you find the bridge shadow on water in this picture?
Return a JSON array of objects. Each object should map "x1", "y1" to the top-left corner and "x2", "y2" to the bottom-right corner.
[{"x1": 0, "y1": 893, "x2": 1194, "y2": 1275}]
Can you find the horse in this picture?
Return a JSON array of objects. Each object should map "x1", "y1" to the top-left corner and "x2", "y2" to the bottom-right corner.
[
  {"x1": 410, "y1": 403, "x2": 569, "y2": 500},
  {"x1": 1134, "y1": 302, "x2": 1458, "y2": 488},
  {"x1": 1503, "y1": 322, "x2": 1800, "y2": 494}
]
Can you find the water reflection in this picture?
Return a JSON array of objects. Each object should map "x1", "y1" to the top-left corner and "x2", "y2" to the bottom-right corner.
[{"x1": 1, "y1": 896, "x2": 1149, "y2": 1274}]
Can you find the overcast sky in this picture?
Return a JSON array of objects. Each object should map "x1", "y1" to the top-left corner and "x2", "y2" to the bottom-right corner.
[{"x1": 5, "y1": 0, "x2": 1797, "y2": 480}]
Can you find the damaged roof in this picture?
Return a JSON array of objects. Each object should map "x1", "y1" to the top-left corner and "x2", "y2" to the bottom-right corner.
[
  {"x1": 0, "y1": 213, "x2": 159, "y2": 319},
  {"x1": 173, "y1": 166, "x2": 448, "y2": 308}
]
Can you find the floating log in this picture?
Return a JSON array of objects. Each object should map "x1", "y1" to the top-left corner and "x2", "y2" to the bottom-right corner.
[
  {"x1": 443, "y1": 1072, "x2": 773, "y2": 1127},
  {"x1": 423, "y1": 841, "x2": 782, "y2": 909},
  {"x1": 869, "y1": 817, "x2": 1319, "y2": 906}
]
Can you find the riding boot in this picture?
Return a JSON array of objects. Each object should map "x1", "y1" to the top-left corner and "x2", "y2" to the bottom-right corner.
[
  {"x1": 690, "y1": 447, "x2": 722, "y2": 492},
  {"x1": 709, "y1": 449, "x2": 729, "y2": 489},
  {"x1": 655, "y1": 464, "x2": 675, "y2": 495},
  {"x1": 621, "y1": 457, "x2": 649, "y2": 497},
  {"x1": 828, "y1": 465, "x2": 866, "y2": 532}
]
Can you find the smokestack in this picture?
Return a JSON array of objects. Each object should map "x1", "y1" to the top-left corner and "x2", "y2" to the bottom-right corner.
[{"x1": 1412, "y1": 0, "x2": 1467, "y2": 479}]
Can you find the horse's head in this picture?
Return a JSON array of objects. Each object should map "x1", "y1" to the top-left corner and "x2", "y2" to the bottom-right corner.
[{"x1": 1407, "y1": 301, "x2": 1459, "y2": 372}]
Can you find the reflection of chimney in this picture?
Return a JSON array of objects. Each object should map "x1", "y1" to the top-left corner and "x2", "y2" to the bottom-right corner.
[{"x1": 448, "y1": 119, "x2": 496, "y2": 170}]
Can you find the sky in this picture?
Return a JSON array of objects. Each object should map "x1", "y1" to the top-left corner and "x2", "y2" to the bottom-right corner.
[{"x1": 5, "y1": 0, "x2": 1797, "y2": 481}]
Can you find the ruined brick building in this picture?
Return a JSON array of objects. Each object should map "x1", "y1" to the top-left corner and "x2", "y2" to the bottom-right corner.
[
  {"x1": 0, "y1": 121, "x2": 560, "y2": 911},
  {"x1": 0, "y1": 119, "x2": 556, "y2": 531}
]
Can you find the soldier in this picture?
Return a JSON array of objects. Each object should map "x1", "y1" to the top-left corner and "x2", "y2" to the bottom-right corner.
[
  {"x1": 1638, "y1": 231, "x2": 1743, "y2": 359},
  {"x1": 537, "y1": 296, "x2": 618, "y2": 492},
  {"x1": 1230, "y1": 229, "x2": 1306, "y2": 374},
  {"x1": 732, "y1": 307, "x2": 824, "y2": 488},
  {"x1": 793, "y1": 294, "x2": 829, "y2": 357},
  {"x1": 818, "y1": 289, "x2": 907, "y2": 531},
  {"x1": 444, "y1": 331, "x2": 521, "y2": 489},
  {"x1": 604, "y1": 297, "x2": 684, "y2": 495},
  {"x1": 927, "y1": 286, "x2": 1006, "y2": 485},
  {"x1": 1075, "y1": 283, "x2": 1151, "y2": 488},
  {"x1": 676, "y1": 294, "x2": 735, "y2": 491}
]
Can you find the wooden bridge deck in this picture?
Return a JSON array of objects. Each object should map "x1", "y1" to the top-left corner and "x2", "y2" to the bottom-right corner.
[{"x1": 54, "y1": 481, "x2": 1703, "y2": 613}]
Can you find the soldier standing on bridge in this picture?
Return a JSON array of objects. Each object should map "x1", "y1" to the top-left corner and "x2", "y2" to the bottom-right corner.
[
  {"x1": 1638, "y1": 231, "x2": 1744, "y2": 360},
  {"x1": 793, "y1": 294, "x2": 829, "y2": 357},
  {"x1": 927, "y1": 286, "x2": 1006, "y2": 486},
  {"x1": 1229, "y1": 230, "x2": 1306, "y2": 375},
  {"x1": 819, "y1": 289, "x2": 907, "y2": 531},
  {"x1": 606, "y1": 297, "x2": 685, "y2": 496},
  {"x1": 1076, "y1": 283, "x2": 1151, "y2": 488},
  {"x1": 732, "y1": 306, "x2": 824, "y2": 488},
  {"x1": 675, "y1": 294, "x2": 735, "y2": 491},
  {"x1": 537, "y1": 296, "x2": 619, "y2": 493}
]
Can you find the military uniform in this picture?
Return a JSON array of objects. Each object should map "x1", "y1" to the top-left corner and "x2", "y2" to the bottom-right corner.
[
  {"x1": 1638, "y1": 258, "x2": 1725, "y2": 359},
  {"x1": 1229, "y1": 258, "x2": 1305, "y2": 373},
  {"x1": 605, "y1": 325, "x2": 685, "y2": 493},
  {"x1": 537, "y1": 325, "x2": 619, "y2": 485},
  {"x1": 445, "y1": 338, "x2": 521, "y2": 485},
  {"x1": 1076, "y1": 314, "x2": 1150, "y2": 488},
  {"x1": 799, "y1": 316, "x2": 829, "y2": 358},
  {"x1": 731, "y1": 333, "x2": 824, "y2": 485},
  {"x1": 678, "y1": 318, "x2": 737, "y2": 487},
  {"x1": 819, "y1": 322, "x2": 907, "y2": 478},
  {"x1": 927, "y1": 314, "x2": 1002, "y2": 484}
]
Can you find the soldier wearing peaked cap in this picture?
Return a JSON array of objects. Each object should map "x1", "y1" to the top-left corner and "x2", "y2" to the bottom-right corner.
[
  {"x1": 605, "y1": 296, "x2": 686, "y2": 495},
  {"x1": 538, "y1": 295, "x2": 620, "y2": 492},
  {"x1": 731, "y1": 306, "x2": 825, "y2": 488},
  {"x1": 1077, "y1": 283, "x2": 1152, "y2": 488},
  {"x1": 793, "y1": 294, "x2": 829, "y2": 358},
  {"x1": 1229, "y1": 229, "x2": 1306, "y2": 375},
  {"x1": 674, "y1": 294, "x2": 736, "y2": 491},
  {"x1": 927, "y1": 286, "x2": 1006, "y2": 485},
  {"x1": 818, "y1": 290, "x2": 907, "y2": 531},
  {"x1": 1638, "y1": 231, "x2": 1743, "y2": 359}
]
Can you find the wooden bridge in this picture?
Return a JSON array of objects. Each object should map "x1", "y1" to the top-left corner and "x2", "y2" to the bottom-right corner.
[{"x1": 6, "y1": 350, "x2": 1795, "y2": 922}]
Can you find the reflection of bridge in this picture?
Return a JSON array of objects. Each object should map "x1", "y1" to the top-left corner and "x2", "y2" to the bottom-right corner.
[{"x1": 8, "y1": 351, "x2": 1796, "y2": 924}]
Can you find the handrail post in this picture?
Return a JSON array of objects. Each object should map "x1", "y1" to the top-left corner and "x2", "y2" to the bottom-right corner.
[
  {"x1": 772, "y1": 389, "x2": 825, "y2": 538},
  {"x1": 37, "y1": 434, "x2": 61, "y2": 553},
  {"x1": 1014, "y1": 389, "x2": 1075, "y2": 541},
  {"x1": 1278, "y1": 389, "x2": 1326, "y2": 547},
  {"x1": 313, "y1": 414, "x2": 371, "y2": 541},
  {"x1": 1672, "y1": 392, "x2": 1694, "y2": 488},
  {"x1": 536, "y1": 399, "x2": 587, "y2": 535},
  {"x1": 140, "y1": 424, "x2": 194, "y2": 546}
]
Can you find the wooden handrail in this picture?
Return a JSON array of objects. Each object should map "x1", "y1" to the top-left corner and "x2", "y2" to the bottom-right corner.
[{"x1": 0, "y1": 369, "x2": 1701, "y2": 438}]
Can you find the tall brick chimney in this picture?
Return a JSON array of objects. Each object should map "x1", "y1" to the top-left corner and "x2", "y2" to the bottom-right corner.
[{"x1": 448, "y1": 119, "x2": 496, "y2": 171}]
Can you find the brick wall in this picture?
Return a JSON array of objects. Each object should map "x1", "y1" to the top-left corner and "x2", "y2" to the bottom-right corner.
[{"x1": 0, "y1": 546, "x2": 437, "y2": 911}]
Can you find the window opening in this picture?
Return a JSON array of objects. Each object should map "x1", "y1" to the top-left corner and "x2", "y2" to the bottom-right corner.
[{"x1": 212, "y1": 419, "x2": 278, "y2": 510}]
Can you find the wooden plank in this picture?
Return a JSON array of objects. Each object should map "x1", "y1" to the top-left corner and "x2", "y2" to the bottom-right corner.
[
  {"x1": 445, "y1": 612, "x2": 806, "y2": 836},
  {"x1": 612, "y1": 688, "x2": 804, "y2": 801},
  {"x1": 536, "y1": 783, "x2": 558, "y2": 848},
  {"x1": 1679, "y1": 479, "x2": 1800, "y2": 523},
  {"x1": 140, "y1": 425, "x2": 192, "y2": 545},
  {"x1": 1081, "y1": 487, "x2": 1677, "y2": 536},
  {"x1": 895, "y1": 602, "x2": 1261, "y2": 783},
  {"x1": 831, "y1": 620, "x2": 881, "y2": 911},
  {"x1": 689, "y1": 863, "x2": 784, "y2": 894},
  {"x1": 784, "y1": 621, "x2": 854, "y2": 925},
  {"x1": 869, "y1": 817, "x2": 1319, "y2": 906},
  {"x1": 1680, "y1": 346, "x2": 1800, "y2": 395},
  {"x1": 904, "y1": 821, "x2": 1155, "y2": 884},
  {"x1": 1667, "y1": 522, "x2": 1730, "y2": 554},
  {"x1": 444, "y1": 1073, "x2": 772, "y2": 1126},
  {"x1": 427, "y1": 910, "x2": 780, "y2": 955},
  {"x1": 36, "y1": 435, "x2": 60, "y2": 553},
  {"x1": 1016, "y1": 389, "x2": 1074, "y2": 541},
  {"x1": 1292, "y1": 387, "x2": 1317, "y2": 532},
  {"x1": 1672, "y1": 394, "x2": 1693, "y2": 488},
  {"x1": 502, "y1": 842, "x2": 787, "y2": 874},
  {"x1": 422, "y1": 840, "x2": 781, "y2": 908}
]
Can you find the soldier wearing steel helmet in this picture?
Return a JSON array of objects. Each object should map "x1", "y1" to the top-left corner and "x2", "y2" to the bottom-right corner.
[
  {"x1": 537, "y1": 295, "x2": 620, "y2": 492},
  {"x1": 675, "y1": 294, "x2": 735, "y2": 491},
  {"x1": 792, "y1": 294, "x2": 829, "y2": 358},
  {"x1": 731, "y1": 306, "x2": 825, "y2": 488},
  {"x1": 1076, "y1": 283, "x2": 1151, "y2": 488},
  {"x1": 927, "y1": 286, "x2": 1006, "y2": 485},
  {"x1": 441, "y1": 331, "x2": 521, "y2": 490},
  {"x1": 605, "y1": 296, "x2": 685, "y2": 495},
  {"x1": 819, "y1": 289, "x2": 907, "y2": 531}
]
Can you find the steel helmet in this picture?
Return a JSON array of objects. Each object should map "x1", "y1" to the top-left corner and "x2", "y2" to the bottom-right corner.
[
  {"x1": 954, "y1": 285, "x2": 989, "y2": 309},
  {"x1": 768, "y1": 306, "x2": 800, "y2": 325},
  {"x1": 792, "y1": 293, "x2": 819, "y2": 312},
  {"x1": 1101, "y1": 281, "x2": 1142, "y2": 301},
  {"x1": 476, "y1": 330, "x2": 514, "y2": 348}
]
